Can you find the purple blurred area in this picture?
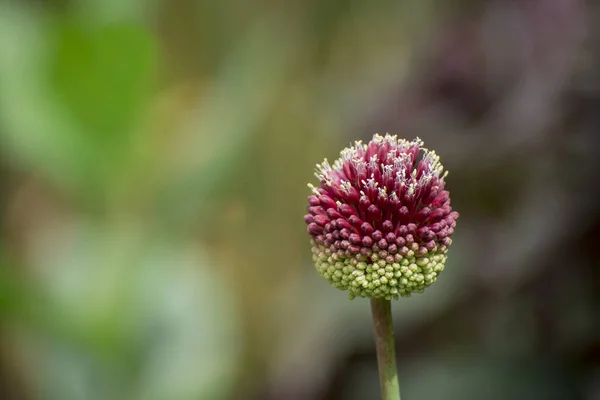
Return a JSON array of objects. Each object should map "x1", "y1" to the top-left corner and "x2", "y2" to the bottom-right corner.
[{"x1": 0, "y1": 0, "x2": 598, "y2": 399}]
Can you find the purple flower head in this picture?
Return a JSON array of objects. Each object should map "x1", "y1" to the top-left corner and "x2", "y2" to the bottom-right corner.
[{"x1": 305, "y1": 134, "x2": 459, "y2": 300}]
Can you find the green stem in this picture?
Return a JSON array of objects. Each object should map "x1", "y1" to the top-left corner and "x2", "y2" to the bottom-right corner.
[{"x1": 370, "y1": 297, "x2": 401, "y2": 400}]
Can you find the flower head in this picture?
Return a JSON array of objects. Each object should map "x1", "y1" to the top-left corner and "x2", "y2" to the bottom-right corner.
[{"x1": 304, "y1": 134, "x2": 458, "y2": 300}]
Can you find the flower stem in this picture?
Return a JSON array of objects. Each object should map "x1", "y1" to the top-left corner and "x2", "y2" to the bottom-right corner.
[{"x1": 370, "y1": 297, "x2": 401, "y2": 400}]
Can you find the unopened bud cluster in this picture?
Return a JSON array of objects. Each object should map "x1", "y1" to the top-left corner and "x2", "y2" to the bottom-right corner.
[{"x1": 305, "y1": 134, "x2": 458, "y2": 300}]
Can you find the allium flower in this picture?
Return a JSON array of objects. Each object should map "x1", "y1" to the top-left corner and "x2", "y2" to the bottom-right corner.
[{"x1": 304, "y1": 134, "x2": 458, "y2": 300}]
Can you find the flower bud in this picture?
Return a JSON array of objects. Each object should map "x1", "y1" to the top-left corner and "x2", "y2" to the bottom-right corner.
[{"x1": 305, "y1": 134, "x2": 459, "y2": 299}]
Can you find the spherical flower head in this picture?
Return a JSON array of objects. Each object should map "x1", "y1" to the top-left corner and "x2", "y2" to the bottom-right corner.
[{"x1": 304, "y1": 134, "x2": 459, "y2": 300}]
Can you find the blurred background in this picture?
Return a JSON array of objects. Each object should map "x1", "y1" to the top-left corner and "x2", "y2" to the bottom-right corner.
[{"x1": 0, "y1": 0, "x2": 598, "y2": 399}]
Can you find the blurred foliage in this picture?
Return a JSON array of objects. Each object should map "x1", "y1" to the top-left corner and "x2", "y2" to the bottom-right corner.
[
  {"x1": 0, "y1": 0, "x2": 598, "y2": 399},
  {"x1": 0, "y1": 3, "x2": 156, "y2": 209}
]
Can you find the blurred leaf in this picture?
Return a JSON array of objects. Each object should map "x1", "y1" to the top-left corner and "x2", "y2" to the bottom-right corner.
[
  {"x1": 49, "y1": 22, "x2": 154, "y2": 141},
  {"x1": 46, "y1": 20, "x2": 157, "y2": 206},
  {"x1": 0, "y1": 3, "x2": 156, "y2": 207},
  {"x1": 51, "y1": 25, "x2": 153, "y2": 138}
]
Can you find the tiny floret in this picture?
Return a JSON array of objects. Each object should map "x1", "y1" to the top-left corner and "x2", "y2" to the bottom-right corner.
[{"x1": 304, "y1": 133, "x2": 459, "y2": 300}]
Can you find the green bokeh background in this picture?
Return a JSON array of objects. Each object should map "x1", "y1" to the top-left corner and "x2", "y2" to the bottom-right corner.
[{"x1": 0, "y1": 0, "x2": 598, "y2": 399}]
